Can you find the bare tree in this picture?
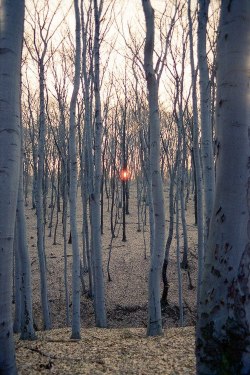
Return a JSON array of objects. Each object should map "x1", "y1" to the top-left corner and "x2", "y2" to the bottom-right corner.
[
  {"x1": 16, "y1": 126, "x2": 36, "y2": 341},
  {"x1": 141, "y1": 0, "x2": 166, "y2": 337},
  {"x1": 188, "y1": 0, "x2": 204, "y2": 300},
  {"x1": 50, "y1": 46, "x2": 70, "y2": 325},
  {"x1": 90, "y1": 0, "x2": 107, "y2": 328},
  {"x1": 197, "y1": 0, "x2": 215, "y2": 239},
  {"x1": 69, "y1": 0, "x2": 82, "y2": 339},
  {"x1": 25, "y1": 0, "x2": 63, "y2": 329}
]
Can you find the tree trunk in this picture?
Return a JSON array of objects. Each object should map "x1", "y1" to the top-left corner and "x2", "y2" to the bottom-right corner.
[
  {"x1": 188, "y1": 0, "x2": 204, "y2": 301},
  {"x1": 91, "y1": 0, "x2": 107, "y2": 328},
  {"x1": 142, "y1": 0, "x2": 166, "y2": 337},
  {"x1": 62, "y1": 164, "x2": 70, "y2": 325},
  {"x1": 17, "y1": 131, "x2": 36, "y2": 340},
  {"x1": 81, "y1": 0, "x2": 94, "y2": 299},
  {"x1": 197, "y1": 0, "x2": 215, "y2": 240},
  {"x1": 13, "y1": 224, "x2": 21, "y2": 334},
  {"x1": 180, "y1": 131, "x2": 188, "y2": 269},
  {"x1": 196, "y1": 2, "x2": 250, "y2": 374},
  {"x1": 35, "y1": 60, "x2": 51, "y2": 330},
  {"x1": 176, "y1": 168, "x2": 184, "y2": 326},
  {"x1": 0, "y1": 0, "x2": 24, "y2": 372},
  {"x1": 69, "y1": 0, "x2": 81, "y2": 340}
]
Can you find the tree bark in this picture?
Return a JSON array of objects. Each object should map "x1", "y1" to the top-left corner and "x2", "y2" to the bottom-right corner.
[
  {"x1": 91, "y1": 0, "x2": 107, "y2": 328},
  {"x1": 69, "y1": 0, "x2": 81, "y2": 340},
  {"x1": 142, "y1": 0, "x2": 166, "y2": 337},
  {"x1": 17, "y1": 130, "x2": 36, "y2": 340},
  {"x1": 196, "y1": 2, "x2": 250, "y2": 374},
  {"x1": 197, "y1": 0, "x2": 215, "y2": 240},
  {"x1": 188, "y1": 0, "x2": 204, "y2": 301},
  {"x1": 36, "y1": 59, "x2": 51, "y2": 330},
  {"x1": 0, "y1": 0, "x2": 24, "y2": 372}
]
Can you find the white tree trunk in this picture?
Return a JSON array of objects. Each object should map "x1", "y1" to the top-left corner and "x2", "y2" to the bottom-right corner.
[
  {"x1": 13, "y1": 224, "x2": 21, "y2": 334},
  {"x1": 197, "y1": 2, "x2": 250, "y2": 374},
  {"x1": 139, "y1": 130, "x2": 155, "y2": 258},
  {"x1": 188, "y1": 0, "x2": 204, "y2": 301},
  {"x1": 197, "y1": 0, "x2": 215, "y2": 239},
  {"x1": 176, "y1": 169, "x2": 184, "y2": 326},
  {"x1": 17, "y1": 132, "x2": 36, "y2": 340},
  {"x1": 180, "y1": 131, "x2": 188, "y2": 268},
  {"x1": 91, "y1": 0, "x2": 107, "y2": 328},
  {"x1": 69, "y1": 0, "x2": 81, "y2": 340},
  {"x1": 81, "y1": 0, "x2": 94, "y2": 298},
  {"x1": 36, "y1": 60, "x2": 51, "y2": 330},
  {"x1": 142, "y1": 0, "x2": 166, "y2": 337},
  {"x1": 0, "y1": 0, "x2": 24, "y2": 372}
]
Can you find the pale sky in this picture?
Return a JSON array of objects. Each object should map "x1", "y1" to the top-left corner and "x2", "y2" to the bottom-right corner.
[{"x1": 23, "y1": 0, "x2": 201, "y2": 111}]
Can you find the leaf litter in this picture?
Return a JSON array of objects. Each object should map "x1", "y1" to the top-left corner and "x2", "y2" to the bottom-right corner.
[
  {"x1": 18, "y1": 183, "x2": 198, "y2": 373},
  {"x1": 15, "y1": 326, "x2": 195, "y2": 374}
]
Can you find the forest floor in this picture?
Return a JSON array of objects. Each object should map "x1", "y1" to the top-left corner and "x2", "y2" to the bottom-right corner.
[
  {"x1": 15, "y1": 326, "x2": 195, "y2": 374},
  {"x1": 15, "y1": 181, "x2": 198, "y2": 373}
]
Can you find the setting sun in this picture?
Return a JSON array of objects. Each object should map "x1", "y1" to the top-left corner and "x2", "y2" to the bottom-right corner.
[{"x1": 119, "y1": 167, "x2": 130, "y2": 181}]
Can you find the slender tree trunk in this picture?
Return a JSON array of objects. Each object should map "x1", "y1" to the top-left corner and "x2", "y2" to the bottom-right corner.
[
  {"x1": 197, "y1": 0, "x2": 215, "y2": 240},
  {"x1": 139, "y1": 130, "x2": 155, "y2": 258},
  {"x1": 53, "y1": 174, "x2": 60, "y2": 245},
  {"x1": 48, "y1": 171, "x2": 55, "y2": 237},
  {"x1": 81, "y1": 0, "x2": 94, "y2": 299},
  {"x1": 62, "y1": 164, "x2": 70, "y2": 325},
  {"x1": 188, "y1": 0, "x2": 204, "y2": 301},
  {"x1": 17, "y1": 130, "x2": 36, "y2": 340},
  {"x1": 69, "y1": 0, "x2": 81, "y2": 340},
  {"x1": 0, "y1": 1, "x2": 24, "y2": 372},
  {"x1": 136, "y1": 176, "x2": 142, "y2": 233},
  {"x1": 13, "y1": 224, "x2": 21, "y2": 334},
  {"x1": 35, "y1": 60, "x2": 51, "y2": 330},
  {"x1": 142, "y1": 0, "x2": 166, "y2": 337},
  {"x1": 176, "y1": 168, "x2": 184, "y2": 326},
  {"x1": 161, "y1": 167, "x2": 176, "y2": 306},
  {"x1": 91, "y1": 0, "x2": 107, "y2": 328},
  {"x1": 180, "y1": 132, "x2": 188, "y2": 269}
]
